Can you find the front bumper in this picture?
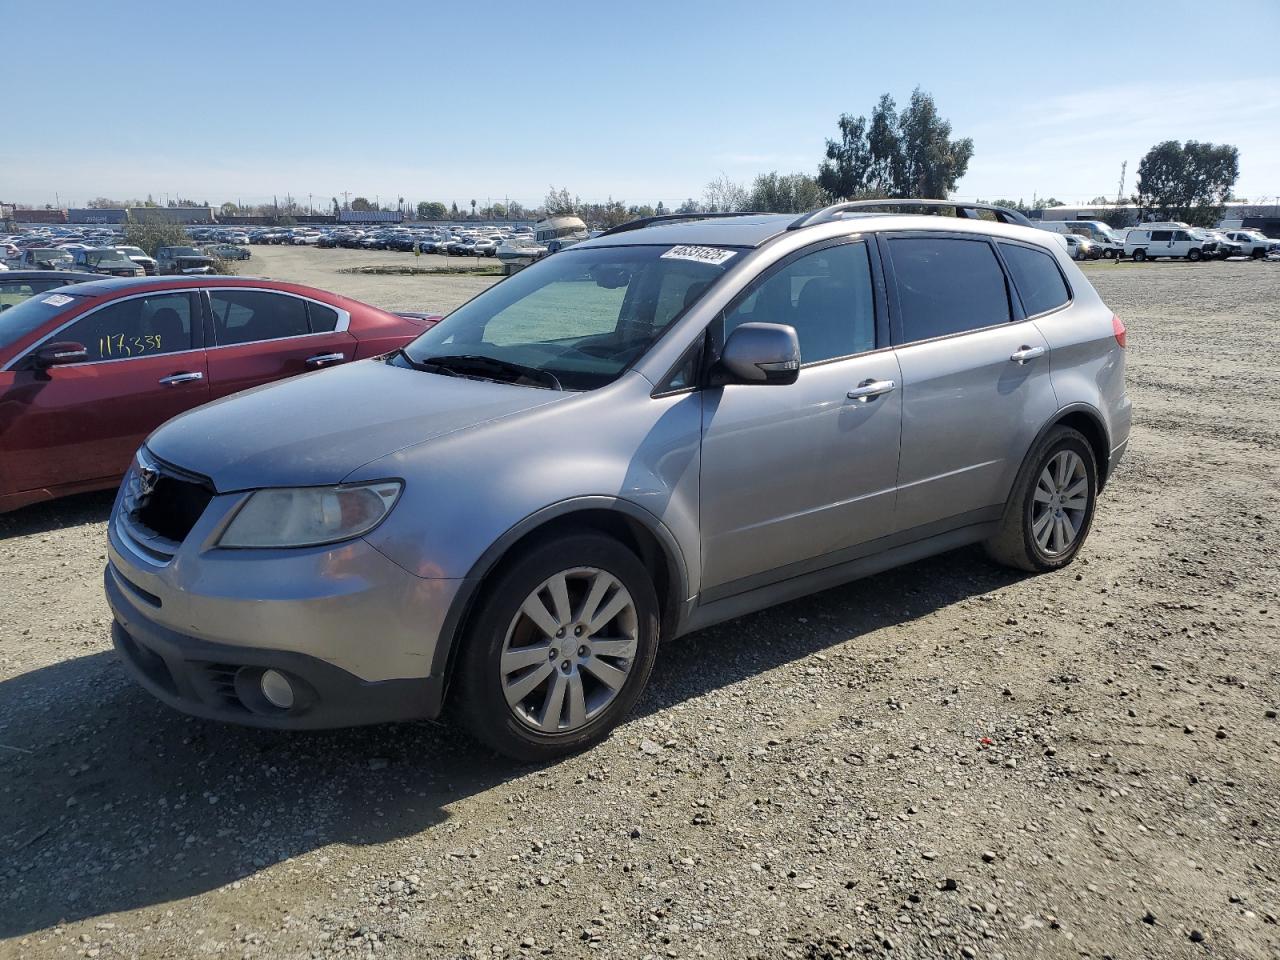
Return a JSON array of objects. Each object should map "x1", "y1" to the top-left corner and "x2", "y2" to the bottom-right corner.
[
  {"x1": 106, "y1": 487, "x2": 466, "y2": 728},
  {"x1": 108, "y1": 569, "x2": 442, "y2": 728}
]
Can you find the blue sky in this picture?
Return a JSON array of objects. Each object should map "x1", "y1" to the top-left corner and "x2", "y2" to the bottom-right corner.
[{"x1": 5, "y1": 0, "x2": 1279, "y2": 210}]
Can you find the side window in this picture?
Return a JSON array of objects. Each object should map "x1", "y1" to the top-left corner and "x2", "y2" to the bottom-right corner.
[
  {"x1": 306, "y1": 301, "x2": 341, "y2": 332},
  {"x1": 1150, "y1": 230, "x2": 1172, "y2": 241},
  {"x1": 724, "y1": 242, "x2": 876, "y2": 365},
  {"x1": 889, "y1": 237, "x2": 1011, "y2": 343},
  {"x1": 209, "y1": 290, "x2": 310, "y2": 345},
  {"x1": 60, "y1": 293, "x2": 195, "y2": 361},
  {"x1": 998, "y1": 243, "x2": 1071, "y2": 317}
]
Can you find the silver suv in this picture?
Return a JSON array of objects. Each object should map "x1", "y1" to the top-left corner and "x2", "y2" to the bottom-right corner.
[{"x1": 105, "y1": 201, "x2": 1131, "y2": 760}]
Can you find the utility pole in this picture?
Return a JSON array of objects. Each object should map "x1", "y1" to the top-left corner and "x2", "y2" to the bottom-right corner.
[
  {"x1": 1115, "y1": 161, "x2": 1127, "y2": 205},
  {"x1": 342, "y1": 191, "x2": 350, "y2": 210}
]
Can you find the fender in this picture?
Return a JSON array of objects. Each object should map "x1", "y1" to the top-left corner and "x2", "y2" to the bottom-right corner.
[{"x1": 426, "y1": 495, "x2": 691, "y2": 696}]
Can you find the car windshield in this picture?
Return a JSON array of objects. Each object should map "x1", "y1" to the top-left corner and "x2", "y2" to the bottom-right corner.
[
  {"x1": 86, "y1": 251, "x2": 130, "y2": 266},
  {"x1": 401, "y1": 244, "x2": 737, "y2": 390},
  {"x1": 0, "y1": 289, "x2": 86, "y2": 347},
  {"x1": 117, "y1": 246, "x2": 145, "y2": 256}
]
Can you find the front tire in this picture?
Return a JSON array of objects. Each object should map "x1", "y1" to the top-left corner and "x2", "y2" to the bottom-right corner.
[
  {"x1": 1131, "y1": 248, "x2": 1147, "y2": 262},
  {"x1": 453, "y1": 534, "x2": 660, "y2": 761},
  {"x1": 1188, "y1": 248, "x2": 1203, "y2": 262},
  {"x1": 984, "y1": 427, "x2": 1098, "y2": 573}
]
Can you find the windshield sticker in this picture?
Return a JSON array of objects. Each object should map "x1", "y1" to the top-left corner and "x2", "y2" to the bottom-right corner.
[
  {"x1": 661, "y1": 245, "x2": 737, "y2": 266},
  {"x1": 42, "y1": 294, "x2": 74, "y2": 307}
]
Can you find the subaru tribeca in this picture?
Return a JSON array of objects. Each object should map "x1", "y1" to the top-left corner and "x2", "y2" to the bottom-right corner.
[{"x1": 105, "y1": 201, "x2": 1131, "y2": 760}]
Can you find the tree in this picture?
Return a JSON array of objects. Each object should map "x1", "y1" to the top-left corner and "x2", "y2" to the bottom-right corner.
[
  {"x1": 491, "y1": 202, "x2": 507, "y2": 219},
  {"x1": 704, "y1": 174, "x2": 748, "y2": 212},
  {"x1": 417, "y1": 201, "x2": 447, "y2": 220},
  {"x1": 818, "y1": 87, "x2": 973, "y2": 200},
  {"x1": 676, "y1": 198, "x2": 700, "y2": 214},
  {"x1": 655, "y1": 201, "x2": 667, "y2": 216},
  {"x1": 470, "y1": 199, "x2": 477, "y2": 218},
  {"x1": 219, "y1": 202, "x2": 239, "y2": 217},
  {"x1": 507, "y1": 201, "x2": 527, "y2": 219},
  {"x1": 1136, "y1": 140, "x2": 1239, "y2": 226},
  {"x1": 450, "y1": 201, "x2": 459, "y2": 216},
  {"x1": 746, "y1": 171, "x2": 830, "y2": 213},
  {"x1": 351, "y1": 197, "x2": 373, "y2": 212},
  {"x1": 1088, "y1": 195, "x2": 1110, "y2": 205},
  {"x1": 87, "y1": 197, "x2": 126, "y2": 209},
  {"x1": 332, "y1": 197, "x2": 341, "y2": 217},
  {"x1": 544, "y1": 186, "x2": 577, "y2": 216}
]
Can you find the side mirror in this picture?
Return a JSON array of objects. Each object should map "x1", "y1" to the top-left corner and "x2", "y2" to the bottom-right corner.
[
  {"x1": 715, "y1": 322, "x2": 801, "y2": 386},
  {"x1": 34, "y1": 341, "x2": 89, "y2": 368}
]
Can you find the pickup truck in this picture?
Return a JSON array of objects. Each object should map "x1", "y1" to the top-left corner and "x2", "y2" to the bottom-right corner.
[{"x1": 156, "y1": 245, "x2": 216, "y2": 275}]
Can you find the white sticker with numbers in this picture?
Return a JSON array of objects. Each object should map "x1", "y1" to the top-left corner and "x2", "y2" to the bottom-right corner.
[
  {"x1": 660, "y1": 245, "x2": 737, "y2": 266},
  {"x1": 42, "y1": 294, "x2": 74, "y2": 307}
]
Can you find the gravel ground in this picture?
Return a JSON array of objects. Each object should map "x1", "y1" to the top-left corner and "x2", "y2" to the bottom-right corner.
[
  {"x1": 2, "y1": 259, "x2": 1279, "y2": 960},
  {"x1": 236, "y1": 244, "x2": 505, "y2": 314}
]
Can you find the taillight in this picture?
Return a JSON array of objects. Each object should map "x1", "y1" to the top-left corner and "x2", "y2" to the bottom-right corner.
[{"x1": 1111, "y1": 314, "x2": 1127, "y2": 348}]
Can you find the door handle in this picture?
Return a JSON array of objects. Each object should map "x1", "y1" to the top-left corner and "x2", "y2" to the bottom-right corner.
[
  {"x1": 846, "y1": 378, "x2": 897, "y2": 402},
  {"x1": 1010, "y1": 345, "x2": 1046, "y2": 364},
  {"x1": 306, "y1": 352, "x2": 346, "y2": 368},
  {"x1": 158, "y1": 371, "x2": 204, "y2": 385}
]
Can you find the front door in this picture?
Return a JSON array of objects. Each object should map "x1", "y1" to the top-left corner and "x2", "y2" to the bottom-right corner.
[
  {"x1": 699, "y1": 239, "x2": 902, "y2": 595},
  {"x1": 0, "y1": 290, "x2": 208, "y2": 497},
  {"x1": 202, "y1": 288, "x2": 357, "y2": 400}
]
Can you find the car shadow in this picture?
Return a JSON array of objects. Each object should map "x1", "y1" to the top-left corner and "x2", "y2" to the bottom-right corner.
[
  {"x1": 0, "y1": 546, "x2": 1019, "y2": 937},
  {"x1": 0, "y1": 490, "x2": 116, "y2": 540}
]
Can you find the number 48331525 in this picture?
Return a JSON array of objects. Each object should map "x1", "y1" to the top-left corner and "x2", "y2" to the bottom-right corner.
[{"x1": 97, "y1": 333, "x2": 162, "y2": 358}]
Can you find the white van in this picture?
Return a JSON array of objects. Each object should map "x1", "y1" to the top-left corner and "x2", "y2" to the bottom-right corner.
[
  {"x1": 1124, "y1": 226, "x2": 1210, "y2": 262},
  {"x1": 1038, "y1": 220, "x2": 1125, "y2": 259}
]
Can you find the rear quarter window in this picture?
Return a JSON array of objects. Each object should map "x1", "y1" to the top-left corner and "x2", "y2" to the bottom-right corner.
[{"x1": 998, "y1": 243, "x2": 1071, "y2": 317}]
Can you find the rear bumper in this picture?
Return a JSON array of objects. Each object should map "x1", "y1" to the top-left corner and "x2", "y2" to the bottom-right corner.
[{"x1": 107, "y1": 566, "x2": 443, "y2": 728}]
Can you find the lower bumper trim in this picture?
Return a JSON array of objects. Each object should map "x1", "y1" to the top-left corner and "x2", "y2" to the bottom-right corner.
[{"x1": 106, "y1": 566, "x2": 444, "y2": 729}]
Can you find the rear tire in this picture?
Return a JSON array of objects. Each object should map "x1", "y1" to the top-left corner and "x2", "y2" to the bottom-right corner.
[
  {"x1": 984, "y1": 426, "x2": 1099, "y2": 573},
  {"x1": 453, "y1": 533, "x2": 660, "y2": 761}
]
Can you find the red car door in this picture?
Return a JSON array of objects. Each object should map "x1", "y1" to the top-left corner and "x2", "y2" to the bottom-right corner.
[
  {"x1": 203, "y1": 288, "x2": 356, "y2": 400},
  {"x1": 0, "y1": 290, "x2": 209, "y2": 499}
]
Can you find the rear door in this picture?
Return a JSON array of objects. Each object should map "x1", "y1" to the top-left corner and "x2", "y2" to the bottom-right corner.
[
  {"x1": 884, "y1": 233, "x2": 1057, "y2": 532},
  {"x1": 0, "y1": 290, "x2": 208, "y2": 497},
  {"x1": 202, "y1": 287, "x2": 357, "y2": 400}
]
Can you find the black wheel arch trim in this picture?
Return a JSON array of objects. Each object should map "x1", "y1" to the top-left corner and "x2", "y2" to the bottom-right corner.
[
  {"x1": 1030, "y1": 402, "x2": 1113, "y2": 488},
  {"x1": 426, "y1": 496, "x2": 690, "y2": 712}
]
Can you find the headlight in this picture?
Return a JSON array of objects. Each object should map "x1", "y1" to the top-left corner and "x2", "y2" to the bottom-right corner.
[{"x1": 219, "y1": 481, "x2": 402, "y2": 548}]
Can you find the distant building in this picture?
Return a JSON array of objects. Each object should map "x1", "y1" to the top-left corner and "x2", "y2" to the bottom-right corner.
[
  {"x1": 69, "y1": 207, "x2": 128, "y2": 224},
  {"x1": 126, "y1": 206, "x2": 216, "y2": 225},
  {"x1": 13, "y1": 208, "x2": 68, "y2": 224},
  {"x1": 339, "y1": 210, "x2": 403, "y2": 223},
  {"x1": 1031, "y1": 201, "x2": 1280, "y2": 229}
]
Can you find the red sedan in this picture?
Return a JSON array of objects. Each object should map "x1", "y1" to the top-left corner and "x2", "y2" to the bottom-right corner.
[{"x1": 0, "y1": 276, "x2": 439, "y2": 513}]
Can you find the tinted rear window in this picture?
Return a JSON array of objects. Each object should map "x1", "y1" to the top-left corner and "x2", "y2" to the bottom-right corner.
[
  {"x1": 889, "y1": 237, "x2": 1011, "y2": 343},
  {"x1": 307, "y1": 301, "x2": 340, "y2": 332},
  {"x1": 998, "y1": 243, "x2": 1071, "y2": 316}
]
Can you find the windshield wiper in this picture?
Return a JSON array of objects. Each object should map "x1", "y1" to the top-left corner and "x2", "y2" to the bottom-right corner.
[{"x1": 414, "y1": 354, "x2": 564, "y2": 391}]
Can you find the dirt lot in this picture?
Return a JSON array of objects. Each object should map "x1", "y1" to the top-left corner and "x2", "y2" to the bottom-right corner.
[
  {"x1": 231, "y1": 244, "x2": 506, "y2": 314},
  {"x1": 2, "y1": 258, "x2": 1279, "y2": 960}
]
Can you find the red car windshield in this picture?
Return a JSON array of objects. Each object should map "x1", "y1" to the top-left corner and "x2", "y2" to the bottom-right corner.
[{"x1": 0, "y1": 290, "x2": 89, "y2": 350}]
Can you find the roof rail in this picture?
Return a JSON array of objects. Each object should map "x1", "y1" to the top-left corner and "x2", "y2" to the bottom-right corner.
[
  {"x1": 599, "y1": 211, "x2": 767, "y2": 237},
  {"x1": 788, "y1": 199, "x2": 1034, "y2": 231}
]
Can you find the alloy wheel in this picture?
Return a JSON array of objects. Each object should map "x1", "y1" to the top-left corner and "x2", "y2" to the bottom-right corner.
[
  {"x1": 1031, "y1": 450, "x2": 1089, "y2": 556},
  {"x1": 500, "y1": 567, "x2": 639, "y2": 733}
]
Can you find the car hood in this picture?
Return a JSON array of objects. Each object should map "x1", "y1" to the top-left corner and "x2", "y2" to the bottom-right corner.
[{"x1": 147, "y1": 359, "x2": 568, "y2": 491}]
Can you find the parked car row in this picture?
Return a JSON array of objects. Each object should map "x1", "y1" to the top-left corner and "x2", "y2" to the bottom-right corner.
[{"x1": 1035, "y1": 218, "x2": 1279, "y2": 263}]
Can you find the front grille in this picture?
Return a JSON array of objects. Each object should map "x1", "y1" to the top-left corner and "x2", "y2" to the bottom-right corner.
[
  {"x1": 134, "y1": 473, "x2": 214, "y2": 543},
  {"x1": 202, "y1": 663, "x2": 246, "y2": 709}
]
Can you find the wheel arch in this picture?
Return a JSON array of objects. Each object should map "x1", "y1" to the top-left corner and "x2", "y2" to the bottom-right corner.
[
  {"x1": 427, "y1": 497, "x2": 689, "y2": 711},
  {"x1": 1038, "y1": 403, "x2": 1113, "y2": 489}
]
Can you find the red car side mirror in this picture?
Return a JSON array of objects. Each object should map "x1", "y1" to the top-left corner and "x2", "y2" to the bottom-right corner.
[{"x1": 34, "y1": 341, "x2": 89, "y2": 368}]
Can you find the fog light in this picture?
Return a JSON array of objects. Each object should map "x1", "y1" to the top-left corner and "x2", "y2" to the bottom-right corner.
[{"x1": 259, "y1": 669, "x2": 295, "y2": 709}]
